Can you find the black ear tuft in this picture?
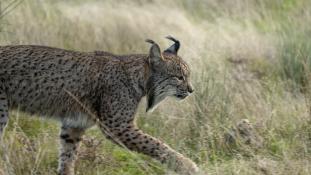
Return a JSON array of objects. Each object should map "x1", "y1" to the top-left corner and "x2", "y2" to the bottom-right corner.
[
  {"x1": 145, "y1": 39, "x2": 156, "y2": 45},
  {"x1": 164, "y1": 36, "x2": 180, "y2": 55},
  {"x1": 166, "y1": 36, "x2": 179, "y2": 43}
]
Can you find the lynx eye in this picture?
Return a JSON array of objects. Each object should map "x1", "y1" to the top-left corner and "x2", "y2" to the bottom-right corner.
[{"x1": 177, "y1": 76, "x2": 184, "y2": 81}]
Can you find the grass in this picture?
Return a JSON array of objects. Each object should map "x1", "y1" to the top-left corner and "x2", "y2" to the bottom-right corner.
[{"x1": 0, "y1": 0, "x2": 310, "y2": 174}]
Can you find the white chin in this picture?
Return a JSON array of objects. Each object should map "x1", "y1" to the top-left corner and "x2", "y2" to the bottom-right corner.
[
  {"x1": 146, "y1": 104, "x2": 159, "y2": 113},
  {"x1": 146, "y1": 94, "x2": 168, "y2": 112}
]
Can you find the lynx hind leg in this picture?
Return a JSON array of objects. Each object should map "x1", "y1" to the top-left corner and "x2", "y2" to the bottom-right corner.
[
  {"x1": 0, "y1": 89, "x2": 9, "y2": 143},
  {"x1": 58, "y1": 126, "x2": 85, "y2": 175}
]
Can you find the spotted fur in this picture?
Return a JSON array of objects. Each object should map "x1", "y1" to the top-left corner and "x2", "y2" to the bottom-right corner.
[{"x1": 0, "y1": 38, "x2": 198, "y2": 175}]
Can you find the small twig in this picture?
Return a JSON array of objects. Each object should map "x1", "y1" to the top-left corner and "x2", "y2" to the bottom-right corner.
[{"x1": 0, "y1": 0, "x2": 24, "y2": 20}]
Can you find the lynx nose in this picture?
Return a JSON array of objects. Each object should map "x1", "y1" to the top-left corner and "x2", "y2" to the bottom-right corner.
[{"x1": 188, "y1": 84, "x2": 194, "y2": 93}]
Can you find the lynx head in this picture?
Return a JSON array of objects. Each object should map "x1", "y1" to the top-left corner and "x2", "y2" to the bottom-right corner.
[{"x1": 145, "y1": 36, "x2": 194, "y2": 112}]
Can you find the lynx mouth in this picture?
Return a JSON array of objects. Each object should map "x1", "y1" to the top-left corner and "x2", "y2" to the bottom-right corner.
[{"x1": 175, "y1": 93, "x2": 188, "y2": 100}]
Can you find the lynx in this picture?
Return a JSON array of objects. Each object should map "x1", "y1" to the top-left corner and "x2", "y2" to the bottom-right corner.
[{"x1": 0, "y1": 36, "x2": 199, "y2": 175}]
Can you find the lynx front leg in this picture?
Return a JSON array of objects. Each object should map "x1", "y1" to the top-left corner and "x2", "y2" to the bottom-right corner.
[
  {"x1": 0, "y1": 88, "x2": 9, "y2": 143},
  {"x1": 98, "y1": 87, "x2": 199, "y2": 174},
  {"x1": 58, "y1": 126, "x2": 85, "y2": 175},
  {"x1": 99, "y1": 123, "x2": 199, "y2": 175}
]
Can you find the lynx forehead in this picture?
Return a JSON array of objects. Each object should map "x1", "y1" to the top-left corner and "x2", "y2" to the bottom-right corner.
[{"x1": 0, "y1": 36, "x2": 198, "y2": 175}]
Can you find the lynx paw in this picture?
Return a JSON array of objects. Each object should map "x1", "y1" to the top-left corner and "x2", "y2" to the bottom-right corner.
[{"x1": 172, "y1": 156, "x2": 200, "y2": 175}]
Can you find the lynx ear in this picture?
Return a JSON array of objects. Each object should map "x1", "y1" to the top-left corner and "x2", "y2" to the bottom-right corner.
[
  {"x1": 164, "y1": 36, "x2": 180, "y2": 55},
  {"x1": 146, "y1": 39, "x2": 163, "y2": 66}
]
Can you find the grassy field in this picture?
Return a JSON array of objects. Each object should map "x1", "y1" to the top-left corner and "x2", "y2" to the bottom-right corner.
[{"x1": 0, "y1": 0, "x2": 310, "y2": 174}]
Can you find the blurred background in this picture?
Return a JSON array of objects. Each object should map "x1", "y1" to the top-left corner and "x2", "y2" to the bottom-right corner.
[{"x1": 0, "y1": 0, "x2": 310, "y2": 174}]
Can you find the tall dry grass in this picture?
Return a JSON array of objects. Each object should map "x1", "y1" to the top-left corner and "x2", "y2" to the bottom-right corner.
[{"x1": 0, "y1": 0, "x2": 310, "y2": 174}]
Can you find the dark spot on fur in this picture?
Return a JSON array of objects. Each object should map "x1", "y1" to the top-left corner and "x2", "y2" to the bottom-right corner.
[
  {"x1": 65, "y1": 139, "x2": 74, "y2": 143},
  {"x1": 60, "y1": 134, "x2": 69, "y2": 139}
]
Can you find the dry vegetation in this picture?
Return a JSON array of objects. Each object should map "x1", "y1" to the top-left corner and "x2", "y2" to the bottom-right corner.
[{"x1": 0, "y1": 0, "x2": 310, "y2": 174}]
